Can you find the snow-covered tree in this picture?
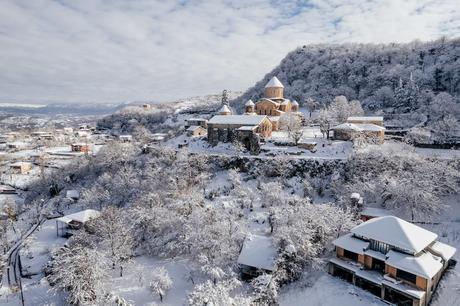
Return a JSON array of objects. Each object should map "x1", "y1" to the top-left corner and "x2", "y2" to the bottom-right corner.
[
  {"x1": 47, "y1": 246, "x2": 108, "y2": 306},
  {"x1": 150, "y1": 267, "x2": 173, "y2": 302},
  {"x1": 92, "y1": 207, "x2": 134, "y2": 276},
  {"x1": 188, "y1": 278, "x2": 250, "y2": 306}
]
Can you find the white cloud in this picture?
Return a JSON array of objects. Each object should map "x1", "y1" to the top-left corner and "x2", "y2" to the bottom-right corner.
[{"x1": 0, "y1": 0, "x2": 458, "y2": 104}]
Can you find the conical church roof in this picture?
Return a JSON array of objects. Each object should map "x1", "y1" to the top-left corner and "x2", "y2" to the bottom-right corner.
[{"x1": 264, "y1": 76, "x2": 284, "y2": 88}]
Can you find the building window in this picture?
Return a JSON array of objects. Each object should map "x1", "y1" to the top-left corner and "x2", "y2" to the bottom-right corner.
[
  {"x1": 396, "y1": 269, "x2": 417, "y2": 284},
  {"x1": 343, "y1": 249, "x2": 358, "y2": 261}
]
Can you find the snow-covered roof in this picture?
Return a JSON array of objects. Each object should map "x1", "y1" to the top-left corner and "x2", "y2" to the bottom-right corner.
[
  {"x1": 237, "y1": 125, "x2": 258, "y2": 131},
  {"x1": 429, "y1": 241, "x2": 457, "y2": 261},
  {"x1": 245, "y1": 99, "x2": 255, "y2": 106},
  {"x1": 218, "y1": 105, "x2": 232, "y2": 113},
  {"x1": 358, "y1": 124, "x2": 386, "y2": 132},
  {"x1": 208, "y1": 115, "x2": 267, "y2": 126},
  {"x1": 280, "y1": 100, "x2": 290, "y2": 105},
  {"x1": 292, "y1": 100, "x2": 299, "y2": 106},
  {"x1": 66, "y1": 190, "x2": 80, "y2": 199},
  {"x1": 332, "y1": 233, "x2": 369, "y2": 255},
  {"x1": 187, "y1": 125, "x2": 205, "y2": 131},
  {"x1": 237, "y1": 234, "x2": 277, "y2": 271},
  {"x1": 331, "y1": 123, "x2": 361, "y2": 131},
  {"x1": 10, "y1": 161, "x2": 32, "y2": 167},
  {"x1": 119, "y1": 135, "x2": 133, "y2": 138},
  {"x1": 386, "y1": 250, "x2": 443, "y2": 278},
  {"x1": 360, "y1": 207, "x2": 390, "y2": 218},
  {"x1": 364, "y1": 249, "x2": 387, "y2": 261},
  {"x1": 268, "y1": 116, "x2": 280, "y2": 122},
  {"x1": 347, "y1": 116, "x2": 384, "y2": 122},
  {"x1": 187, "y1": 118, "x2": 207, "y2": 122},
  {"x1": 57, "y1": 209, "x2": 101, "y2": 224},
  {"x1": 265, "y1": 76, "x2": 284, "y2": 88},
  {"x1": 351, "y1": 216, "x2": 437, "y2": 254}
]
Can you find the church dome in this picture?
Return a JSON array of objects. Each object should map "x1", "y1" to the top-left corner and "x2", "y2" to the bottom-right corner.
[{"x1": 265, "y1": 76, "x2": 284, "y2": 88}]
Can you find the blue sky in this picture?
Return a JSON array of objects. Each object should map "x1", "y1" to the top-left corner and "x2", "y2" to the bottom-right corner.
[{"x1": 0, "y1": 0, "x2": 459, "y2": 104}]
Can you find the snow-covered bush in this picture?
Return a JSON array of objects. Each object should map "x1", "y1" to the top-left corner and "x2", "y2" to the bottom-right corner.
[{"x1": 150, "y1": 267, "x2": 172, "y2": 302}]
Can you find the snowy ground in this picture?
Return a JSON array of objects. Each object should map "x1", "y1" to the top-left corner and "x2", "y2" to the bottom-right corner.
[
  {"x1": 0, "y1": 219, "x2": 67, "y2": 306},
  {"x1": 168, "y1": 126, "x2": 353, "y2": 160},
  {"x1": 108, "y1": 257, "x2": 194, "y2": 305},
  {"x1": 279, "y1": 273, "x2": 386, "y2": 306}
]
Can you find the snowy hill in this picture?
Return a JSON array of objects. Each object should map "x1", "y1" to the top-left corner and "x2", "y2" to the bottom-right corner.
[{"x1": 231, "y1": 38, "x2": 460, "y2": 116}]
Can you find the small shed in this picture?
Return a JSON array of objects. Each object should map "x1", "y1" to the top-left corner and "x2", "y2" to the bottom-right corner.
[
  {"x1": 238, "y1": 234, "x2": 277, "y2": 280},
  {"x1": 56, "y1": 209, "x2": 101, "y2": 237},
  {"x1": 10, "y1": 162, "x2": 33, "y2": 174}
]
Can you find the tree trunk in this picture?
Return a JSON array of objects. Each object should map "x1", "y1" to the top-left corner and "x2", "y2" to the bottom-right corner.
[{"x1": 120, "y1": 265, "x2": 123, "y2": 277}]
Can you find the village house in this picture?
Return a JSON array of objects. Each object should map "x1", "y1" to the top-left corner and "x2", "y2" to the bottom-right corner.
[
  {"x1": 237, "y1": 234, "x2": 277, "y2": 280},
  {"x1": 253, "y1": 77, "x2": 300, "y2": 131},
  {"x1": 71, "y1": 143, "x2": 91, "y2": 153},
  {"x1": 331, "y1": 117, "x2": 386, "y2": 144},
  {"x1": 31, "y1": 131, "x2": 54, "y2": 140},
  {"x1": 55, "y1": 209, "x2": 101, "y2": 237},
  {"x1": 75, "y1": 130, "x2": 91, "y2": 138},
  {"x1": 347, "y1": 116, "x2": 384, "y2": 126},
  {"x1": 10, "y1": 161, "x2": 33, "y2": 174},
  {"x1": 119, "y1": 135, "x2": 133, "y2": 142},
  {"x1": 185, "y1": 118, "x2": 208, "y2": 129},
  {"x1": 150, "y1": 133, "x2": 168, "y2": 144},
  {"x1": 187, "y1": 125, "x2": 207, "y2": 137},
  {"x1": 329, "y1": 216, "x2": 456, "y2": 306}
]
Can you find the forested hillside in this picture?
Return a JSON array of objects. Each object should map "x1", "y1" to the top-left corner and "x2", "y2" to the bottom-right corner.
[{"x1": 232, "y1": 38, "x2": 460, "y2": 117}]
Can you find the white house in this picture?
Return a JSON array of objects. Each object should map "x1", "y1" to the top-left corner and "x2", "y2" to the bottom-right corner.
[{"x1": 330, "y1": 216, "x2": 456, "y2": 306}]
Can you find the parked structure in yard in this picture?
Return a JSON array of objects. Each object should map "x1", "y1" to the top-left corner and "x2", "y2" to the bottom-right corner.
[
  {"x1": 330, "y1": 216, "x2": 456, "y2": 306},
  {"x1": 10, "y1": 162, "x2": 32, "y2": 174},
  {"x1": 238, "y1": 234, "x2": 277, "y2": 280},
  {"x1": 71, "y1": 143, "x2": 91, "y2": 153},
  {"x1": 55, "y1": 209, "x2": 101, "y2": 237}
]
